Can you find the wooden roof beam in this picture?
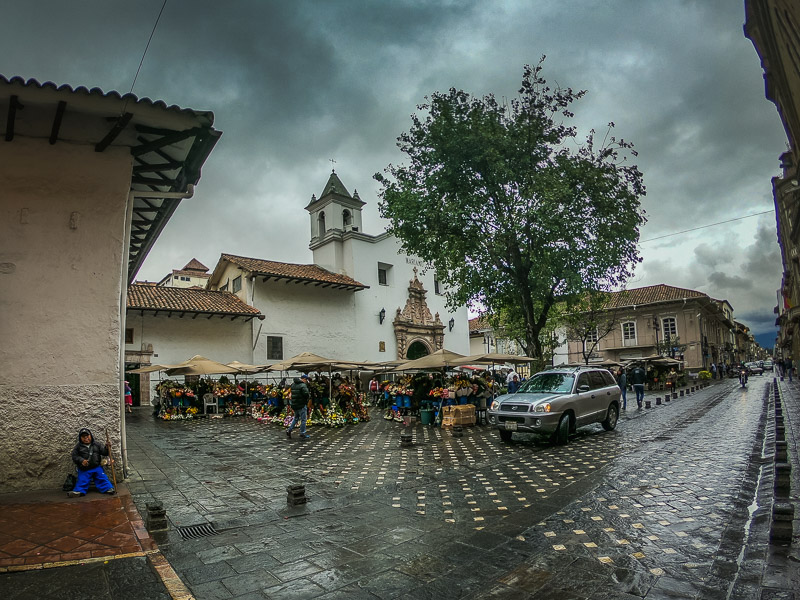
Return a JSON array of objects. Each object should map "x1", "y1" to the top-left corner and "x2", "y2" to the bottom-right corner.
[
  {"x1": 95, "y1": 112, "x2": 133, "y2": 152},
  {"x1": 49, "y1": 101, "x2": 67, "y2": 145},
  {"x1": 4, "y1": 95, "x2": 23, "y2": 142},
  {"x1": 131, "y1": 127, "x2": 202, "y2": 157}
]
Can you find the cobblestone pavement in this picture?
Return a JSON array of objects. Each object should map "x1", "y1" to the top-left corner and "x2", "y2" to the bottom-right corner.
[{"x1": 117, "y1": 376, "x2": 797, "y2": 599}]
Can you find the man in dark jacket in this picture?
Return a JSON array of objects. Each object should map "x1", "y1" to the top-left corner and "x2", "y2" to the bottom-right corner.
[
  {"x1": 630, "y1": 365, "x2": 647, "y2": 409},
  {"x1": 287, "y1": 375, "x2": 311, "y2": 439},
  {"x1": 68, "y1": 428, "x2": 114, "y2": 497}
]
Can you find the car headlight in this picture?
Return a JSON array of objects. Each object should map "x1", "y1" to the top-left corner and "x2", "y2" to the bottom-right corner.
[
  {"x1": 534, "y1": 403, "x2": 551, "y2": 413},
  {"x1": 490, "y1": 400, "x2": 500, "y2": 410}
]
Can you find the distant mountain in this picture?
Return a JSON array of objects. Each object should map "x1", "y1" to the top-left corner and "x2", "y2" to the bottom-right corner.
[{"x1": 754, "y1": 330, "x2": 777, "y2": 353}]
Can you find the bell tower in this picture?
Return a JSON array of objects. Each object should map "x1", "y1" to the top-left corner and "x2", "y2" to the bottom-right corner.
[{"x1": 305, "y1": 170, "x2": 366, "y2": 273}]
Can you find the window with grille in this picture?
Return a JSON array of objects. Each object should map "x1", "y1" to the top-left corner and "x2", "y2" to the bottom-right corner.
[
  {"x1": 585, "y1": 328, "x2": 598, "y2": 343},
  {"x1": 377, "y1": 262, "x2": 392, "y2": 286},
  {"x1": 267, "y1": 336, "x2": 283, "y2": 360},
  {"x1": 622, "y1": 321, "x2": 637, "y2": 346},
  {"x1": 662, "y1": 317, "x2": 677, "y2": 337},
  {"x1": 232, "y1": 276, "x2": 242, "y2": 293}
]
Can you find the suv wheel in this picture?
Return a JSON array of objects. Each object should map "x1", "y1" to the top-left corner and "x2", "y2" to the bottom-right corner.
[
  {"x1": 499, "y1": 429, "x2": 512, "y2": 442},
  {"x1": 554, "y1": 414, "x2": 570, "y2": 445},
  {"x1": 601, "y1": 404, "x2": 618, "y2": 431}
]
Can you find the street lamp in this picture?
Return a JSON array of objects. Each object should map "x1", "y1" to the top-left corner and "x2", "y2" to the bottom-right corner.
[
  {"x1": 449, "y1": 317, "x2": 455, "y2": 332},
  {"x1": 379, "y1": 308, "x2": 386, "y2": 324}
]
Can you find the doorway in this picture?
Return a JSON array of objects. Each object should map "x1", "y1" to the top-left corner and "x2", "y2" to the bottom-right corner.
[{"x1": 407, "y1": 341, "x2": 430, "y2": 360}]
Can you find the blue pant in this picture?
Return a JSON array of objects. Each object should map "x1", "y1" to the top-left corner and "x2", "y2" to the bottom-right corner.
[
  {"x1": 633, "y1": 384, "x2": 644, "y2": 406},
  {"x1": 74, "y1": 465, "x2": 114, "y2": 493},
  {"x1": 288, "y1": 406, "x2": 307, "y2": 435},
  {"x1": 619, "y1": 386, "x2": 627, "y2": 409}
]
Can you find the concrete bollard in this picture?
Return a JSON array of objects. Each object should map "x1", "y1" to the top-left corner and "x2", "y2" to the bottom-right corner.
[
  {"x1": 665, "y1": 394, "x2": 670, "y2": 402},
  {"x1": 672, "y1": 392, "x2": 678, "y2": 400},
  {"x1": 400, "y1": 431, "x2": 413, "y2": 447},
  {"x1": 679, "y1": 390, "x2": 684, "y2": 397},
  {"x1": 656, "y1": 397, "x2": 662, "y2": 405},
  {"x1": 774, "y1": 462, "x2": 791, "y2": 497},
  {"x1": 287, "y1": 484, "x2": 308, "y2": 506},
  {"x1": 770, "y1": 503, "x2": 795, "y2": 545},
  {"x1": 645, "y1": 400, "x2": 652, "y2": 409},
  {"x1": 145, "y1": 501, "x2": 168, "y2": 532},
  {"x1": 775, "y1": 441, "x2": 788, "y2": 462},
  {"x1": 452, "y1": 425, "x2": 463, "y2": 438}
]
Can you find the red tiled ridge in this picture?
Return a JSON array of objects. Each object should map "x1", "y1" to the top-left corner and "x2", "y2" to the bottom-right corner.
[
  {"x1": 128, "y1": 284, "x2": 262, "y2": 317},
  {"x1": 222, "y1": 253, "x2": 368, "y2": 289},
  {"x1": 170, "y1": 269, "x2": 210, "y2": 278}
]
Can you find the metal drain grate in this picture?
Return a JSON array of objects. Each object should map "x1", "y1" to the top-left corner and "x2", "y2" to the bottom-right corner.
[{"x1": 177, "y1": 523, "x2": 219, "y2": 540}]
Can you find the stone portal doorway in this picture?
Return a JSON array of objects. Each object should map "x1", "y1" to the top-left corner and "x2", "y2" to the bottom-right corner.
[{"x1": 406, "y1": 341, "x2": 430, "y2": 360}]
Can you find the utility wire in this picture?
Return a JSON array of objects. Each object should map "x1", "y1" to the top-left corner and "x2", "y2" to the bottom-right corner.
[
  {"x1": 122, "y1": 0, "x2": 168, "y2": 112},
  {"x1": 639, "y1": 209, "x2": 773, "y2": 244}
]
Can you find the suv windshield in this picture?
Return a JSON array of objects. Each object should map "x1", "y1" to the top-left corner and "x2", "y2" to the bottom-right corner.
[{"x1": 517, "y1": 372, "x2": 575, "y2": 394}]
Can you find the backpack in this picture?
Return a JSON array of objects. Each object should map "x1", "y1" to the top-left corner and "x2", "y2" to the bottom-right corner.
[{"x1": 62, "y1": 473, "x2": 77, "y2": 491}]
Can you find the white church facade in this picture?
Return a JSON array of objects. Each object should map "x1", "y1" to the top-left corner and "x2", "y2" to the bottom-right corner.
[
  {"x1": 206, "y1": 171, "x2": 470, "y2": 364},
  {"x1": 127, "y1": 171, "x2": 470, "y2": 388}
]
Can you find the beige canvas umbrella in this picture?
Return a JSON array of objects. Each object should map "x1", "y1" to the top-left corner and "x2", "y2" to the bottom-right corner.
[
  {"x1": 452, "y1": 353, "x2": 533, "y2": 366},
  {"x1": 165, "y1": 355, "x2": 240, "y2": 376},
  {"x1": 126, "y1": 363, "x2": 180, "y2": 374},
  {"x1": 395, "y1": 348, "x2": 467, "y2": 371},
  {"x1": 265, "y1": 352, "x2": 340, "y2": 372},
  {"x1": 225, "y1": 361, "x2": 265, "y2": 374}
]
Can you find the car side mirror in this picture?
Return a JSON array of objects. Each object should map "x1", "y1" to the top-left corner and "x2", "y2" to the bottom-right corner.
[{"x1": 577, "y1": 384, "x2": 590, "y2": 393}]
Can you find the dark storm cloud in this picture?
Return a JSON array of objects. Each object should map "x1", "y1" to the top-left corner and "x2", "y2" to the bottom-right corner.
[{"x1": 1, "y1": 0, "x2": 787, "y2": 342}]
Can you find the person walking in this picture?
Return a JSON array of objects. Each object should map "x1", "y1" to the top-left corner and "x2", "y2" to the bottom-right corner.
[
  {"x1": 369, "y1": 376, "x2": 381, "y2": 407},
  {"x1": 787, "y1": 357, "x2": 794, "y2": 382},
  {"x1": 777, "y1": 358, "x2": 785, "y2": 378},
  {"x1": 287, "y1": 374, "x2": 311, "y2": 439},
  {"x1": 630, "y1": 364, "x2": 646, "y2": 409},
  {"x1": 616, "y1": 367, "x2": 627, "y2": 410},
  {"x1": 124, "y1": 381, "x2": 133, "y2": 413},
  {"x1": 711, "y1": 363, "x2": 717, "y2": 380}
]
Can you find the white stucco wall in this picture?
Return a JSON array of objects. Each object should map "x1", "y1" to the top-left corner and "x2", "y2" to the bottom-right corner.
[
  {"x1": 253, "y1": 279, "x2": 358, "y2": 364},
  {"x1": 125, "y1": 312, "x2": 256, "y2": 401},
  {"x1": 0, "y1": 138, "x2": 131, "y2": 491},
  {"x1": 345, "y1": 235, "x2": 470, "y2": 360}
]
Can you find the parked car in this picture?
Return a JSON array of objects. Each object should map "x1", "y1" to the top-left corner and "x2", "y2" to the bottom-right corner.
[
  {"x1": 488, "y1": 366, "x2": 621, "y2": 444},
  {"x1": 745, "y1": 362, "x2": 764, "y2": 375},
  {"x1": 763, "y1": 360, "x2": 774, "y2": 371}
]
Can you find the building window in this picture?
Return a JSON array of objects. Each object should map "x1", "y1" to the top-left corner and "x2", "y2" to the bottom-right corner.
[
  {"x1": 586, "y1": 328, "x2": 598, "y2": 343},
  {"x1": 232, "y1": 275, "x2": 242, "y2": 293},
  {"x1": 220, "y1": 281, "x2": 228, "y2": 292},
  {"x1": 342, "y1": 209, "x2": 352, "y2": 228},
  {"x1": 267, "y1": 336, "x2": 283, "y2": 360},
  {"x1": 622, "y1": 321, "x2": 637, "y2": 346},
  {"x1": 377, "y1": 262, "x2": 392, "y2": 286},
  {"x1": 318, "y1": 212, "x2": 326, "y2": 235},
  {"x1": 662, "y1": 316, "x2": 677, "y2": 337},
  {"x1": 181, "y1": 276, "x2": 190, "y2": 281},
  {"x1": 125, "y1": 328, "x2": 134, "y2": 344},
  {"x1": 434, "y1": 278, "x2": 441, "y2": 295}
]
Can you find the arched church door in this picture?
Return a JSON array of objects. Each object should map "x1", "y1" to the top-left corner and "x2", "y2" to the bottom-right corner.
[{"x1": 406, "y1": 341, "x2": 430, "y2": 360}]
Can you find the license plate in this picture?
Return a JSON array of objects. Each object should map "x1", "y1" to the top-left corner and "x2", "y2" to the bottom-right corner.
[{"x1": 504, "y1": 422, "x2": 518, "y2": 431}]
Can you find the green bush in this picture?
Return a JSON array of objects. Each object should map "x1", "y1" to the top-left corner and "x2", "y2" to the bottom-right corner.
[{"x1": 697, "y1": 370, "x2": 712, "y2": 380}]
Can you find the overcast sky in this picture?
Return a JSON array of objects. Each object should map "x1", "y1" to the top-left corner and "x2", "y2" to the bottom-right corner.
[{"x1": 2, "y1": 0, "x2": 788, "y2": 345}]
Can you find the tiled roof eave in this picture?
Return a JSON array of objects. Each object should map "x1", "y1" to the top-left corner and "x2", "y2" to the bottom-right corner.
[
  {"x1": 127, "y1": 306, "x2": 263, "y2": 320},
  {"x1": 255, "y1": 271, "x2": 368, "y2": 291},
  {"x1": 609, "y1": 295, "x2": 709, "y2": 310}
]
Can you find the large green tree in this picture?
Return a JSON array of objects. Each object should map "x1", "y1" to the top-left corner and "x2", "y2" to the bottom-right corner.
[{"x1": 375, "y1": 60, "x2": 646, "y2": 359}]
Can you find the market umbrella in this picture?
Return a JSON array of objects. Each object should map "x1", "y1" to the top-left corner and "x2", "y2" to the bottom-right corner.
[
  {"x1": 225, "y1": 361, "x2": 265, "y2": 374},
  {"x1": 164, "y1": 355, "x2": 240, "y2": 376},
  {"x1": 126, "y1": 363, "x2": 180, "y2": 373},
  {"x1": 265, "y1": 352, "x2": 340, "y2": 372},
  {"x1": 395, "y1": 348, "x2": 467, "y2": 371},
  {"x1": 452, "y1": 353, "x2": 533, "y2": 366}
]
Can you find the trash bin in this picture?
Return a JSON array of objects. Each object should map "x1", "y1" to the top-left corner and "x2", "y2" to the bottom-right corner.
[{"x1": 420, "y1": 408, "x2": 434, "y2": 425}]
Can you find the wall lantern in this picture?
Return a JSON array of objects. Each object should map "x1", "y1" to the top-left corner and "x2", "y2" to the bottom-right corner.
[
  {"x1": 379, "y1": 308, "x2": 386, "y2": 324},
  {"x1": 449, "y1": 317, "x2": 455, "y2": 332}
]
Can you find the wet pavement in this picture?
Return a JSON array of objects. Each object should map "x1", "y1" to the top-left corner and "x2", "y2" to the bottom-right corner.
[{"x1": 2, "y1": 376, "x2": 798, "y2": 599}]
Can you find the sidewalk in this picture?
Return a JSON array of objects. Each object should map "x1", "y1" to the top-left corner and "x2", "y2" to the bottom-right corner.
[{"x1": 0, "y1": 484, "x2": 190, "y2": 599}]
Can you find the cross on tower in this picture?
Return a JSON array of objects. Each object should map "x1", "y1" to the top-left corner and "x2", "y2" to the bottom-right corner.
[{"x1": 329, "y1": 158, "x2": 336, "y2": 172}]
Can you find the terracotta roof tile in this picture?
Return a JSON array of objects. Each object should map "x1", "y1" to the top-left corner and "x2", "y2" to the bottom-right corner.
[
  {"x1": 606, "y1": 284, "x2": 708, "y2": 308},
  {"x1": 181, "y1": 258, "x2": 209, "y2": 272},
  {"x1": 469, "y1": 316, "x2": 491, "y2": 332},
  {"x1": 127, "y1": 284, "x2": 262, "y2": 318},
  {"x1": 222, "y1": 254, "x2": 368, "y2": 289}
]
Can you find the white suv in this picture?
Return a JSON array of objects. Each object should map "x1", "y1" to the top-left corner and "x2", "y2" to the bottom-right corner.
[{"x1": 488, "y1": 366, "x2": 621, "y2": 444}]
